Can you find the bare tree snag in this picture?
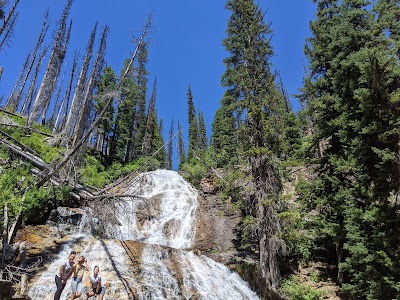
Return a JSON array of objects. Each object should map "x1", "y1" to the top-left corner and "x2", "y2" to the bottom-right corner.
[
  {"x1": 28, "y1": 0, "x2": 73, "y2": 125},
  {"x1": 72, "y1": 24, "x2": 108, "y2": 145},
  {"x1": 20, "y1": 46, "x2": 48, "y2": 116},
  {"x1": 54, "y1": 52, "x2": 78, "y2": 133},
  {"x1": 64, "y1": 23, "x2": 98, "y2": 139},
  {"x1": 5, "y1": 9, "x2": 49, "y2": 111},
  {"x1": 37, "y1": 15, "x2": 153, "y2": 189},
  {"x1": 0, "y1": 0, "x2": 20, "y2": 52},
  {"x1": 4, "y1": 52, "x2": 31, "y2": 110}
]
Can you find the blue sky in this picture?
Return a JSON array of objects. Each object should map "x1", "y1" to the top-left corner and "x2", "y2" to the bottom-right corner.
[{"x1": 0, "y1": 0, "x2": 315, "y2": 155}]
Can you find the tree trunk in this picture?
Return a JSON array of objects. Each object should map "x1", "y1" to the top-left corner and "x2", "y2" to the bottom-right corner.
[
  {"x1": 1, "y1": 202, "x2": 8, "y2": 271},
  {"x1": 19, "y1": 241, "x2": 28, "y2": 296},
  {"x1": 251, "y1": 155, "x2": 285, "y2": 300}
]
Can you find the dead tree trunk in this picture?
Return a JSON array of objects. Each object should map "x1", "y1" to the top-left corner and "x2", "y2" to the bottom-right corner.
[
  {"x1": 37, "y1": 16, "x2": 152, "y2": 189},
  {"x1": 5, "y1": 9, "x2": 49, "y2": 111},
  {"x1": 0, "y1": 0, "x2": 20, "y2": 52},
  {"x1": 28, "y1": 0, "x2": 73, "y2": 125},
  {"x1": 54, "y1": 52, "x2": 78, "y2": 133},
  {"x1": 4, "y1": 52, "x2": 31, "y2": 110},
  {"x1": 64, "y1": 22, "x2": 98, "y2": 139},
  {"x1": 72, "y1": 24, "x2": 108, "y2": 146},
  {"x1": 21, "y1": 46, "x2": 48, "y2": 116},
  {"x1": 46, "y1": 78, "x2": 64, "y2": 127}
]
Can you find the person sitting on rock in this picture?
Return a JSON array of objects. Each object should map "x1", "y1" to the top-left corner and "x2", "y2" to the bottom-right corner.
[
  {"x1": 86, "y1": 265, "x2": 105, "y2": 299},
  {"x1": 66, "y1": 255, "x2": 89, "y2": 300},
  {"x1": 54, "y1": 250, "x2": 76, "y2": 300}
]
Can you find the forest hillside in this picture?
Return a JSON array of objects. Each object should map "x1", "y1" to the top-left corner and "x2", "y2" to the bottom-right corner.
[{"x1": 0, "y1": 0, "x2": 400, "y2": 300}]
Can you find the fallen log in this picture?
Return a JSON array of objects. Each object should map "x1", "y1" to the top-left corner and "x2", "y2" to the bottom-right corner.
[
  {"x1": 0, "y1": 122, "x2": 54, "y2": 138},
  {"x1": 0, "y1": 138, "x2": 47, "y2": 170},
  {"x1": 0, "y1": 128, "x2": 40, "y2": 157}
]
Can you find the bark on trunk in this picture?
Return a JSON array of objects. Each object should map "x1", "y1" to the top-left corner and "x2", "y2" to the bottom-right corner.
[
  {"x1": 1, "y1": 202, "x2": 8, "y2": 271},
  {"x1": 19, "y1": 241, "x2": 28, "y2": 296}
]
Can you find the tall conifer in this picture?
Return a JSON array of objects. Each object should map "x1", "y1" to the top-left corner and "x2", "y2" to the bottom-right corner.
[
  {"x1": 218, "y1": 1, "x2": 287, "y2": 297},
  {"x1": 303, "y1": 0, "x2": 400, "y2": 297},
  {"x1": 187, "y1": 85, "x2": 198, "y2": 160}
]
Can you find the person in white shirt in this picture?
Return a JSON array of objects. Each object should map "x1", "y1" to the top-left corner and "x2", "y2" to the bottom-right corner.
[
  {"x1": 54, "y1": 251, "x2": 76, "y2": 300},
  {"x1": 86, "y1": 265, "x2": 105, "y2": 299}
]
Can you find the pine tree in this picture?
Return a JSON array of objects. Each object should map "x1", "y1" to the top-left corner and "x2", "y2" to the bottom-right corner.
[
  {"x1": 142, "y1": 78, "x2": 157, "y2": 156},
  {"x1": 220, "y1": 1, "x2": 287, "y2": 297},
  {"x1": 110, "y1": 59, "x2": 136, "y2": 161},
  {"x1": 127, "y1": 41, "x2": 149, "y2": 162},
  {"x1": 177, "y1": 120, "x2": 185, "y2": 166},
  {"x1": 210, "y1": 96, "x2": 236, "y2": 166},
  {"x1": 302, "y1": 0, "x2": 400, "y2": 298},
  {"x1": 151, "y1": 116, "x2": 166, "y2": 166},
  {"x1": 197, "y1": 110, "x2": 208, "y2": 152},
  {"x1": 186, "y1": 85, "x2": 198, "y2": 160},
  {"x1": 166, "y1": 119, "x2": 174, "y2": 170},
  {"x1": 95, "y1": 66, "x2": 116, "y2": 158}
]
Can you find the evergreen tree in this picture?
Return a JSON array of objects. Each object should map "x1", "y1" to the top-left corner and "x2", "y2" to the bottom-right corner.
[
  {"x1": 151, "y1": 116, "x2": 166, "y2": 166},
  {"x1": 109, "y1": 59, "x2": 136, "y2": 161},
  {"x1": 142, "y1": 78, "x2": 157, "y2": 156},
  {"x1": 219, "y1": 1, "x2": 287, "y2": 297},
  {"x1": 210, "y1": 96, "x2": 236, "y2": 166},
  {"x1": 302, "y1": 0, "x2": 400, "y2": 298},
  {"x1": 127, "y1": 41, "x2": 148, "y2": 162},
  {"x1": 187, "y1": 85, "x2": 198, "y2": 160},
  {"x1": 95, "y1": 66, "x2": 116, "y2": 159},
  {"x1": 177, "y1": 120, "x2": 185, "y2": 166},
  {"x1": 166, "y1": 119, "x2": 174, "y2": 170},
  {"x1": 197, "y1": 110, "x2": 208, "y2": 152}
]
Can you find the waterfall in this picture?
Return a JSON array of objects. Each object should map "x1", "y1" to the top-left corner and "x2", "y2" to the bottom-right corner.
[
  {"x1": 108, "y1": 170, "x2": 198, "y2": 249},
  {"x1": 28, "y1": 170, "x2": 259, "y2": 300}
]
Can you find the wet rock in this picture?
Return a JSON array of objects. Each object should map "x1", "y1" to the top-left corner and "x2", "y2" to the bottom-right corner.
[
  {"x1": 136, "y1": 195, "x2": 162, "y2": 230},
  {"x1": 47, "y1": 207, "x2": 86, "y2": 236},
  {"x1": 0, "y1": 280, "x2": 15, "y2": 299},
  {"x1": 48, "y1": 207, "x2": 84, "y2": 226}
]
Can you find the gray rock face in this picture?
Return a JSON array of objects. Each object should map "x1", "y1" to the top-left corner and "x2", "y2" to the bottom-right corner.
[
  {"x1": 194, "y1": 174, "x2": 247, "y2": 264},
  {"x1": 193, "y1": 172, "x2": 262, "y2": 296}
]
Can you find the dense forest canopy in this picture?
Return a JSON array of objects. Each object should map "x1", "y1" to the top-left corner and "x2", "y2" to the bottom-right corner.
[{"x1": 0, "y1": 0, "x2": 399, "y2": 299}]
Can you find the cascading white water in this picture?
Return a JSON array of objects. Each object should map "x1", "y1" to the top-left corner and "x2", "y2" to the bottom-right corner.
[
  {"x1": 109, "y1": 170, "x2": 198, "y2": 249},
  {"x1": 28, "y1": 170, "x2": 259, "y2": 300}
]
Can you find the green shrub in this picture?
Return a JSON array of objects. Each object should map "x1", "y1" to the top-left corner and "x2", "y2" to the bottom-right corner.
[
  {"x1": 18, "y1": 132, "x2": 60, "y2": 163},
  {"x1": 180, "y1": 159, "x2": 208, "y2": 187},
  {"x1": 280, "y1": 275, "x2": 326, "y2": 300},
  {"x1": 81, "y1": 155, "x2": 111, "y2": 188}
]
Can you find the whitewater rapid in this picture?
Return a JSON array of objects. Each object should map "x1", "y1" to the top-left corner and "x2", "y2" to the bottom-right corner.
[{"x1": 28, "y1": 170, "x2": 259, "y2": 300}]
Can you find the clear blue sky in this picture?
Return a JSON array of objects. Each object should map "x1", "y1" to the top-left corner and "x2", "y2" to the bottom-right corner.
[{"x1": 0, "y1": 0, "x2": 315, "y2": 150}]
